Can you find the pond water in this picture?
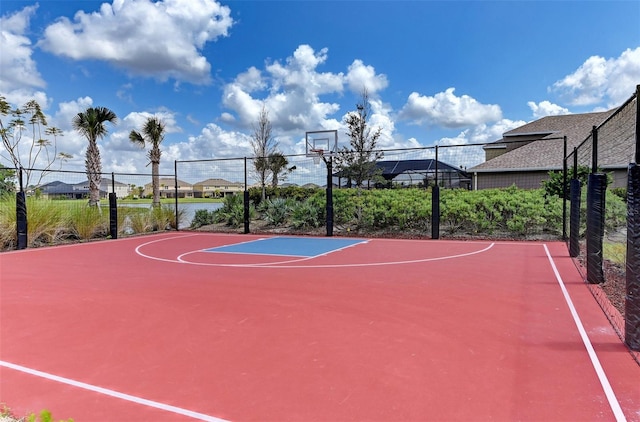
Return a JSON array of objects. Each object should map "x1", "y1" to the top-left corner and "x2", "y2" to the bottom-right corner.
[{"x1": 119, "y1": 202, "x2": 223, "y2": 227}]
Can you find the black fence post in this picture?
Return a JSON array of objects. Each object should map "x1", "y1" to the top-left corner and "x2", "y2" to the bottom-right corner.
[
  {"x1": 569, "y1": 178, "x2": 581, "y2": 257},
  {"x1": 16, "y1": 167, "x2": 27, "y2": 250},
  {"x1": 326, "y1": 156, "x2": 334, "y2": 237},
  {"x1": 432, "y1": 185, "x2": 440, "y2": 240},
  {"x1": 108, "y1": 172, "x2": 117, "y2": 239},
  {"x1": 626, "y1": 163, "x2": 640, "y2": 350},
  {"x1": 586, "y1": 173, "x2": 606, "y2": 284},
  {"x1": 591, "y1": 126, "x2": 598, "y2": 173},
  {"x1": 432, "y1": 146, "x2": 440, "y2": 239},
  {"x1": 625, "y1": 84, "x2": 640, "y2": 350},
  {"x1": 244, "y1": 157, "x2": 250, "y2": 234},
  {"x1": 174, "y1": 161, "x2": 179, "y2": 231},
  {"x1": 562, "y1": 136, "x2": 568, "y2": 240}
]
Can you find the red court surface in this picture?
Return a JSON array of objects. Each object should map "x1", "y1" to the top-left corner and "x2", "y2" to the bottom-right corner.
[{"x1": 1, "y1": 232, "x2": 639, "y2": 421}]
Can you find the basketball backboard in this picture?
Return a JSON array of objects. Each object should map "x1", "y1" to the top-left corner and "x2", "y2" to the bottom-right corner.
[{"x1": 305, "y1": 130, "x2": 338, "y2": 161}]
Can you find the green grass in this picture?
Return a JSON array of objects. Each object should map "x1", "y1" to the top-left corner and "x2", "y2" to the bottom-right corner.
[
  {"x1": 0, "y1": 196, "x2": 186, "y2": 249},
  {"x1": 604, "y1": 241, "x2": 626, "y2": 266},
  {"x1": 65, "y1": 202, "x2": 108, "y2": 240},
  {"x1": 0, "y1": 405, "x2": 73, "y2": 422}
]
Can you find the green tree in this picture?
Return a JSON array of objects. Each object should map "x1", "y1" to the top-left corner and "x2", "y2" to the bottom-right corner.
[
  {"x1": 542, "y1": 165, "x2": 610, "y2": 199},
  {"x1": 72, "y1": 106, "x2": 117, "y2": 206},
  {"x1": 0, "y1": 97, "x2": 70, "y2": 187},
  {"x1": 0, "y1": 164, "x2": 16, "y2": 194},
  {"x1": 334, "y1": 89, "x2": 384, "y2": 188},
  {"x1": 129, "y1": 117, "x2": 165, "y2": 208},
  {"x1": 268, "y1": 152, "x2": 295, "y2": 187}
]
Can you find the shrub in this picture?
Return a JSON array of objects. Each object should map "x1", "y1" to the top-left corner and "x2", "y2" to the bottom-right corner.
[
  {"x1": 29, "y1": 199, "x2": 68, "y2": 245},
  {"x1": 66, "y1": 203, "x2": 107, "y2": 240},
  {"x1": 604, "y1": 191, "x2": 627, "y2": 232},
  {"x1": 609, "y1": 187, "x2": 627, "y2": 202},
  {"x1": 191, "y1": 209, "x2": 215, "y2": 228},
  {"x1": 152, "y1": 204, "x2": 182, "y2": 230},
  {"x1": 129, "y1": 210, "x2": 153, "y2": 233},
  {"x1": 262, "y1": 197, "x2": 293, "y2": 226},
  {"x1": 291, "y1": 199, "x2": 323, "y2": 229},
  {"x1": 211, "y1": 194, "x2": 254, "y2": 227},
  {"x1": 248, "y1": 186, "x2": 318, "y2": 206}
]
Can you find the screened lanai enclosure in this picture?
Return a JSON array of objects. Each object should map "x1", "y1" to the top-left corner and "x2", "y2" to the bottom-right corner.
[{"x1": 334, "y1": 159, "x2": 471, "y2": 189}]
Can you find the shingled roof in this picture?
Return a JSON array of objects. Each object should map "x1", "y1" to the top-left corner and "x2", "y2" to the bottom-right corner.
[{"x1": 471, "y1": 109, "x2": 617, "y2": 172}]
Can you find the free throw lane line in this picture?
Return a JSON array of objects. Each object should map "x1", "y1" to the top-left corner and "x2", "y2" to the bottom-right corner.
[
  {"x1": 543, "y1": 244, "x2": 626, "y2": 422},
  {"x1": 0, "y1": 360, "x2": 229, "y2": 422}
]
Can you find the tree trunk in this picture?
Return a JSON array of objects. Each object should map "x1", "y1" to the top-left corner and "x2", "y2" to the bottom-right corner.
[
  {"x1": 152, "y1": 161, "x2": 160, "y2": 208},
  {"x1": 86, "y1": 139, "x2": 102, "y2": 207}
]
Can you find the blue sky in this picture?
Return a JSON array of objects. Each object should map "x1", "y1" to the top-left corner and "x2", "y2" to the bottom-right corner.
[{"x1": 1, "y1": 0, "x2": 639, "y2": 177}]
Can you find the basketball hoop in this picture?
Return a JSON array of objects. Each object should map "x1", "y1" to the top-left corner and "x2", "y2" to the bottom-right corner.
[{"x1": 311, "y1": 148, "x2": 324, "y2": 165}]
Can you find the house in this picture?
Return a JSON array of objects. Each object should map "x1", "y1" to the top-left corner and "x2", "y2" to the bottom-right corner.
[
  {"x1": 144, "y1": 178, "x2": 193, "y2": 198},
  {"x1": 192, "y1": 178, "x2": 244, "y2": 198},
  {"x1": 468, "y1": 109, "x2": 630, "y2": 189},
  {"x1": 37, "y1": 178, "x2": 130, "y2": 199},
  {"x1": 333, "y1": 159, "x2": 470, "y2": 189}
]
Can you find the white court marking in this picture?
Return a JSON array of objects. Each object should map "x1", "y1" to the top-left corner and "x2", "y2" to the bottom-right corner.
[
  {"x1": 134, "y1": 234, "x2": 495, "y2": 268},
  {"x1": 543, "y1": 244, "x2": 626, "y2": 422},
  {"x1": 0, "y1": 360, "x2": 228, "y2": 422}
]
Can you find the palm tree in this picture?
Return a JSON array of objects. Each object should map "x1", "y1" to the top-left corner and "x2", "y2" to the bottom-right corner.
[
  {"x1": 73, "y1": 107, "x2": 117, "y2": 206},
  {"x1": 268, "y1": 152, "x2": 295, "y2": 187},
  {"x1": 129, "y1": 117, "x2": 165, "y2": 207}
]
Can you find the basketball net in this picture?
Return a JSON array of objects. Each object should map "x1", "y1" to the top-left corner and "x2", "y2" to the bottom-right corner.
[{"x1": 311, "y1": 149, "x2": 324, "y2": 165}]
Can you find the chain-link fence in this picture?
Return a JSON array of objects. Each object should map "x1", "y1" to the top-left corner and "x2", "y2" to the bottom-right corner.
[
  {"x1": 564, "y1": 85, "x2": 639, "y2": 351},
  {"x1": 1, "y1": 167, "x2": 180, "y2": 249},
  {"x1": 565, "y1": 91, "x2": 637, "y2": 281},
  {"x1": 176, "y1": 142, "x2": 563, "y2": 239}
]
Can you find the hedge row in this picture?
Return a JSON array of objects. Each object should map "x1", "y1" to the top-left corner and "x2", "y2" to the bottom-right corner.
[{"x1": 198, "y1": 186, "x2": 627, "y2": 238}]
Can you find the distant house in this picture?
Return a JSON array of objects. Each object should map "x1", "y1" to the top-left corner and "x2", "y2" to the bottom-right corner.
[
  {"x1": 334, "y1": 159, "x2": 470, "y2": 189},
  {"x1": 144, "y1": 178, "x2": 193, "y2": 198},
  {"x1": 192, "y1": 178, "x2": 244, "y2": 198},
  {"x1": 468, "y1": 109, "x2": 631, "y2": 189},
  {"x1": 37, "y1": 178, "x2": 130, "y2": 199}
]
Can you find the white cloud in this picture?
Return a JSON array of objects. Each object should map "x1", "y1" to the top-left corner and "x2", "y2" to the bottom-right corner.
[
  {"x1": 105, "y1": 109, "x2": 182, "y2": 155},
  {"x1": 606, "y1": 47, "x2": 640, "y2": 105},
  {"x1": 234, "y1": 67, "x2": 266, "y2": 93},
  {"x1": 399, "y1": 88, "x2": 503, "y2": 128},
  {"x1": 527, "y1": 101, "x2": 570, "y2": 118},
  {"x1": 0, "y1": 5, "x2": 48, "y2": 105},
  {"x1": 45, "y1": 99, "x2": 189, "y2": 175},
  {"x1": 434, "y1": 118, "x2": 526, "y2": 169},
  {"x1": 160, "y1": 123, "x2": 253, "y2": 175},
  {"x1": 222, "y1": 45, "x2": 346, "y2": 133},
  {"x1": 552, "y1": 47, "x2": 640, "y2": 107},
  {"x1": 345, "y1": 60, "x2": 389, "y2": 95},
  {"x1": 37, "y1": 0, "x2": 233, "y2": 84}
]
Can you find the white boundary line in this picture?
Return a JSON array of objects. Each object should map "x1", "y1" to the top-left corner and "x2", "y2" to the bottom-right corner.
[
  {"x1": 543, "y1": 244, "x2": 627, "y2": 422},
  {"x1": 135, "y1": 235, "x2": 495, "y2": 268},
  {"x1": 0, "y1": 360, "x2": 228, "y2": 422}
]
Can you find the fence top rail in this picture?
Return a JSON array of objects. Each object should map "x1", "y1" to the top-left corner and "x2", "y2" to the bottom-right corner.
[
  {"x1": 573, "y1": 132, "x2": 593, "y2": 157},
  {"x1": 594, "y1": 89, "x2": 637, "y2": 131},
  {"x1": 175, "y1": 144, "x2": 501, "y2": 165},
  {"x1": 564, "y1": 87, "x2": 637, "y2": 163},
  {"x1": 18, "y1": 167, "x2": 174, "y2": 178}
]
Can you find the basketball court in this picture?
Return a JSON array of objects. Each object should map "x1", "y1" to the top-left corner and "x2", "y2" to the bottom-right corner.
[{"x1": 1, "y1": 232, "x2": 639, "y2": 421}]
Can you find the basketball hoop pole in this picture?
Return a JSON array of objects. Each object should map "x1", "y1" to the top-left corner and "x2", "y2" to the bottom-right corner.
[
  {"x1": 325, "y1": 154, "x2": 333, "y2": 237},
  {"x1": 306, "y1": 130, "x2": 337, "y2": 237}
]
